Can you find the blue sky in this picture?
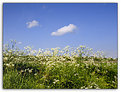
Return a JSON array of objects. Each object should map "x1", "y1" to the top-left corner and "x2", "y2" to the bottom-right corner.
[{"x1": 3, "y1": 3, "x2": 118, "y2": 58}]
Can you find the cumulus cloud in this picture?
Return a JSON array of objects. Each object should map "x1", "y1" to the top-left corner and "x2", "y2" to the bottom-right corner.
[
  {"x1": 26, "y1": 20, "x2": 39, "y2": 28},
  {"x1": 51, "y1": 24, "x2": 77, "y2": 36}
]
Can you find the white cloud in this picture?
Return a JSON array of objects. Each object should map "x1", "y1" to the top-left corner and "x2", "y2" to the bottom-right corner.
[
  {"x1": 51, "y1": 24, "x2": 77, "y2": 36},
  {"x1": 26, "y1": 20, "x2": 39, "y2": 28}
]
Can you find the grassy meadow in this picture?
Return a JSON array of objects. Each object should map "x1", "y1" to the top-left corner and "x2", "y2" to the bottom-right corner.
[{"x1": 3, "y1": 40, "x2": 118, "y2": 89}]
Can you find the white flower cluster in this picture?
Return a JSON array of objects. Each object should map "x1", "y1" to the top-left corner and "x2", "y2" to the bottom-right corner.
[
  {"x1": 53, "y1": 79, "x2": 59, "y2": 84},
  {"x1": 80, "y1": 82, "x2": 100, "y2": 89}
]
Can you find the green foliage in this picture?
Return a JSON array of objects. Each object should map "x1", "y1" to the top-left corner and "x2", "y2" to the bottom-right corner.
[{"x1": 3, "y1": 40, "x2": 118, "y2": 89}]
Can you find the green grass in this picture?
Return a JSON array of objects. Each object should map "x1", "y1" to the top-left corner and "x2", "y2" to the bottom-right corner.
[
  {"x1": 3, "y1": 58, "x2": 117, "y2": 89},
  {"x1": 3, "y1": 40, "x2": 118, "y2": 89}
]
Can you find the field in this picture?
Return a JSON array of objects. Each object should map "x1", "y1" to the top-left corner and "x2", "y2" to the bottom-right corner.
[{"x1": 3, "y1": 40, "x2": 118, "y2": 89}]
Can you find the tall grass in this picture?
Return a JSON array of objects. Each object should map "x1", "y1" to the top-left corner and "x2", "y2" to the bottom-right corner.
[{"x1": 3, "y1": 40, "x2": 118, "y2": 89}]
